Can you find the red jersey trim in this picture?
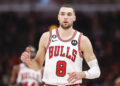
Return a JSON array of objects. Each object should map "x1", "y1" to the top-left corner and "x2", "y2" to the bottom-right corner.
[
  {"x1": 46, "y1": 31, "x2": 52, "y2": 51},
  {"x1": 78, "y1": 33, "x2": 83, "y2": 58},
  {"x1": 56, "y1": 29, "x2": 77, "y2": 42}
]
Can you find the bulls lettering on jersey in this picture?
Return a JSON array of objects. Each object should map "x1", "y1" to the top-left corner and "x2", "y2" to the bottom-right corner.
[
  {"x1": 42, "y1": 29, "x2": 83, "y2": 85},
  {"x1": 49, "y1": 46, "x2": 77, "y2": 62},
  {"x1": 17, "y1": 63, "x2": 42, "y2": 86}
]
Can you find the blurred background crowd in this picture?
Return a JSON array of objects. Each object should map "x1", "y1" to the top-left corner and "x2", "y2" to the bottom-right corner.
[
  {"x1": 0, "y1": 0, "x2": 120, "y2": 86},
  {"x1": 0, "y1": 0, "x2": 120, "y2": 3}
]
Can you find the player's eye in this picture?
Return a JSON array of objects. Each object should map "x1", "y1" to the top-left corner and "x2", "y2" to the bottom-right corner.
[
  {"x1": 67, "y1": 12, "x2": 72, "y2": 16},
  {"x1": 61, "y1": 12, "x2": 65, "y2": 16}
]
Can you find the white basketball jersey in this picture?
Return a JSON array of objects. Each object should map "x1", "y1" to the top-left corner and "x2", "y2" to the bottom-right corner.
[
  {"x1": 17, "y1": 63, "x2": 42, "y2": 86},
  {"x1": 42, "y1": 29, "x2": 83, "y2": 85}
]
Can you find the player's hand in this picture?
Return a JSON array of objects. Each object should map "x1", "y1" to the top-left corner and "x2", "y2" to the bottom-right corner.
[
  {"x1": 67, "y1": 72, "x2": 86, "y2": 83},
  {"x1": 21, "y1": 47, "x2": 31, "y2": 63}
]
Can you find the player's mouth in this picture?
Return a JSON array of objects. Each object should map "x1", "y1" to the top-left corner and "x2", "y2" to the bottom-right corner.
[{"x1": 64, "y1": 21, "x2": 68, "y2": 24}]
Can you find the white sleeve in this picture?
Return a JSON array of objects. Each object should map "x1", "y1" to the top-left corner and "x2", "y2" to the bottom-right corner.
[{"x1": 84, "y1": 59, "x2": 101, "y2": 79}]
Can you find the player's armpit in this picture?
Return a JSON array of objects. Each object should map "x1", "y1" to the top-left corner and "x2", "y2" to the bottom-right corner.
[{"x1": 41, "y1": 67, "x2": 44, "y2": 78}]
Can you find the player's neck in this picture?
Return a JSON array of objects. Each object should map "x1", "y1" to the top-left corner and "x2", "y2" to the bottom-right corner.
[{"x1": 58, "y1": 26, "x2": 75, "y2": 39}]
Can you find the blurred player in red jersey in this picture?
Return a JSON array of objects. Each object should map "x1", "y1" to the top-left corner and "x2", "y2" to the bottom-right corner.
[{"x1": 10, "y1": 45, "x2": 43, "y2": 86}]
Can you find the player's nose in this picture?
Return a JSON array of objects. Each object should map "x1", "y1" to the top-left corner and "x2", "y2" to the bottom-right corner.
[{"x1": 64, "y1": 14, "x2": 68, "y2": 18}]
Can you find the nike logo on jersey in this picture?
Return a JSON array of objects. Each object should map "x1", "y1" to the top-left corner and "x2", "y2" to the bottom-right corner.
[
  {"x1": 52, "y1": 40, "x2": 58, "y2": 42},
  {"x1": 52, "y1": 35, "x2": 57, "y2": 39}
]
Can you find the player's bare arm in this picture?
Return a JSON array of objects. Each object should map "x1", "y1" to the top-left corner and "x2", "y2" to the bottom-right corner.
[
  {"x1": 68, "y1": 35, "x2": 101, "y2": 83},
  {"x1": 34, "y1": 32, "x2": 49, "y2": 69},
  {"x1": 81, "y1": 35, "x2": 96, "y2": 62},
  {"x1": 10, "y1": 65, "x2": 19, "y2": 85},
  {"x1": 21, "y1": 32, "x2": 49, "y2": 71}
]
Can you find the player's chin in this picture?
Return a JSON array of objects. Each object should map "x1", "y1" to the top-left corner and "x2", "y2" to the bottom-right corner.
[{"x1": 64, "y1": 26, "x2": 71, "y2": 29}]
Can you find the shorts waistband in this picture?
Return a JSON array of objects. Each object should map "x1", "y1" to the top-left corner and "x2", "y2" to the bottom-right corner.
[{"x1": 44, "y1": 84, "x2": 80, "y2": 86}]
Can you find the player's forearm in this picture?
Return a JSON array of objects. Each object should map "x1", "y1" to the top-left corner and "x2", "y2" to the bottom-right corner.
[
  {"x1": 84, "y1": 59, "x2": 101, "y2": 79},
  {"x1": 27, "y1": 59, "x2": 41, "y2": 71}
]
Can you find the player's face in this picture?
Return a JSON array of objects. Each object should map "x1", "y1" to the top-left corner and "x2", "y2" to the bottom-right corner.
[
  {"x1": 30, "y1": 51, "x2": 36, "y2": 59},
  {"x1": 58, "y1": 7, "x2": 76, "y2": 29}
]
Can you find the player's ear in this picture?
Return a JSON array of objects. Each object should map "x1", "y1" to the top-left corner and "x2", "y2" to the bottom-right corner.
[
  {"x1": 58, "y1": 14, "x2": 60, "y2": 21},
  {"x1": 73, "y1": 16, "x2": 76, "y2": 22}
]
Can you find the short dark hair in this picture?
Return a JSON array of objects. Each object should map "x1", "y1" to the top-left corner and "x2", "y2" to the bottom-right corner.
[
  {"x1": 61, "y1": 4, "x2": 73, "y2": 8},
  {"x1": 61, "y1": 4, "x2": 75, "y2": 14}
]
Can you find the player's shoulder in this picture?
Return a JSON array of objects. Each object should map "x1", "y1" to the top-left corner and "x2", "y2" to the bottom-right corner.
[
  {"x1": 75, "y1": 30, "x2": 83, "y2": 35},
  {"x1": 80, "y1": 34, "x2": 92, "y2": 48},
  {"x1": 13, "y1": 64, "x2": 19, "y2": 69},
  {"x1": 77, "y1": 32, "x2": 90, "y2": 44},
  {"x1": 41, "y1": 31, "x2": 50, "y2": 39},
  {"x1": 75, "y1": 30, "x2": 88, "y2": 40},
  {"x1": 81, "y1": 35, "x2": 89, "y2": 41},
  {"x1": 40, "y1": 31, "x2": 51, "y2": 46},
  {"x1": 43, "y1": 31, "x2": 50, "y2": 36},
  {"x1": 13, "y1": 64, "x2": 20, "y2": 72}
]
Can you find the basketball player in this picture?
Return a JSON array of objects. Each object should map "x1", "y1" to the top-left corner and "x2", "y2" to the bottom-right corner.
[
  {"x1": 10, "y1": 45, "x2": 43, "y2": 86},
  {"x1": 21, "y1": 5, "x2": 101, "y2": 86}
]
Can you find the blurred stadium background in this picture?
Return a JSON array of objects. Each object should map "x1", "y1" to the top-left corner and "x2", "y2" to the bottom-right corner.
[{"x1": 0, "y1": 0, "x2": 120, "y2": 86}]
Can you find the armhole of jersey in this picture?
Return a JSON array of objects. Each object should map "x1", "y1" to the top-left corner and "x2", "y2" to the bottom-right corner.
[
  {"x1": 17, "y1": 64, "x2": 20, "y2": 73},
  {"x1": 78, "y1": 33, "x2": 83, "y2": 58},
  {"x1": 40, "y1": 67, "x2": 44, "y2": 81},
  {"x1": 46, "y1": 31, "x2": 52, "y2": 51}
]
